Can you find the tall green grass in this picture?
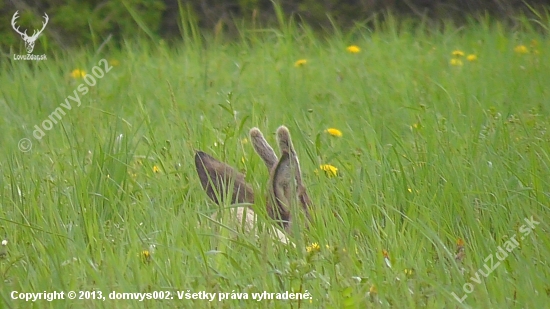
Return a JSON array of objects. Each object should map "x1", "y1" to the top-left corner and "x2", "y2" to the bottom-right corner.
[{"x1": 0, "y1": 15, "x2": 549, "y2": 308}]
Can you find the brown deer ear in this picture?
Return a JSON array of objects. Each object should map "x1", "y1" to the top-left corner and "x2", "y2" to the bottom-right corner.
[
  {"x1": 194, "y1": 151, "x2": 254, "y2": 205},
  {"x1": 249, "y1": 127, "x2": 278, "y2": 170},
  {"x1": 269, "y1": 151, "x2": 293, "y2": 228},
  {"x1": 270, "y1": 149, "x2": 313, "y2": 231}
]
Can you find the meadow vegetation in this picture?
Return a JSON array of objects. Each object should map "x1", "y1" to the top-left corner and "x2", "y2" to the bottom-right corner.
[{"x1": 1, "y1": 14, "x2": 549, "y2": 308}]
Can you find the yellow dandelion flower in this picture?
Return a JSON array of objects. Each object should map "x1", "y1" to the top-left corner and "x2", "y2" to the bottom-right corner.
[
  {"x1": 294, "y1": 59, "x2": 307, "y2": 67},
  {"x1": 325, "y1": 128, "x2": 343, "y2": 137},
  {"x1": 306, "y1": 242, "x2": 320, "y2": 253},
  {"x1": 466, "y1": 54, "x2": 477, "y2": 62},
  {"x1": 70, "y1": 69, "x2": 86, "y2": 78},
  {"x1": 320, "y1": 164, "x2": 338, "y2": 177},
  {"x1": 451, "y1": 50, "x2": 465, "y2": 57},
  {"x1": 109, "y1": 59, "x2": 120, "y2": 66},
  {"x1": 346, "y1": 45, "x2": 361, "y2": 53},
  {"x1": 153, "y1": 165, "x2": 160, "y2": 173},
  {"x1": 449, "y1": 58, "x2": 463, "y2": 66},
  {"x1": 514, "y1": 45, "x2": 529, "y2": 54},
  {"x1": 140, "y1": 250, "x2": 151, "y2": 263},
  {"x1": 241, "y1": 138, "x2": 248, "y2": 145}
]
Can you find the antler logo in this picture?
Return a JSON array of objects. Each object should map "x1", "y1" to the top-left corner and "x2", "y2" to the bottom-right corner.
[{"x1": 11, "y1": 11, "x2": 49, "y2": 54}]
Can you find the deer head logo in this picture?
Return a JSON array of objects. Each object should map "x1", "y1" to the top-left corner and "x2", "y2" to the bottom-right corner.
[{"x1": 11, "y1": 11, "x2": 49, "y2": 54}]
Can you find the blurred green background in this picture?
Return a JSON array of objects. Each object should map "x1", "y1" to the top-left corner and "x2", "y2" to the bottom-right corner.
[{"x1": 2, "y1": 0, "x2": 549, "y2": 53}]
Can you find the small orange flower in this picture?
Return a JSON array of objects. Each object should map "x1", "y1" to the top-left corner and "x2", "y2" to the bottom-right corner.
[
  {"x1": 382, "y1": 249, "x2": 392, "y2": 268},
  {"x1": 455, "y1": 238, "x2": 465, "y2": 262}
]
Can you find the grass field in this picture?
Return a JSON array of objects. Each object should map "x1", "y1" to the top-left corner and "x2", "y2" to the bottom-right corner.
[{"x1": 1, "y1": 15, "x2": 549, "y2": 308}]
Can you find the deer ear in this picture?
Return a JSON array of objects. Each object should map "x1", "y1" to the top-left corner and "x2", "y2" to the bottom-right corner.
[
  {"x1": 195, "y1": 151, "x2": 254, "y2": 205},
  {"x1": 270, "y1": 148, "x2": 313, "y2": 231},
  {"x1": 270, "y1": 151, "x2": 293, "y2": 226},
  {"x1": 249, "y1": 128, "x2": 278, "y2": 170},
  {"x1": 276, "y1": 126, "x2": 304, "y2": 183},
  {"x1": 276, "y1": 126, "x2": 292, "y2": 154}
]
